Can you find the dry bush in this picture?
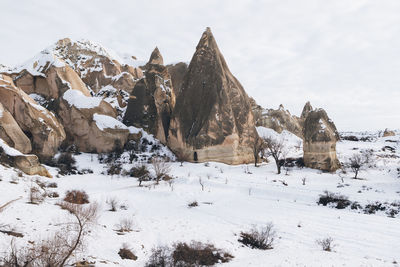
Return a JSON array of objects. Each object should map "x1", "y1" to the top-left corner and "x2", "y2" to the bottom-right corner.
[
  {"x1": 107, "y1": 197, "x2": 119, "y2": 212},
  {"x1": 317, "y1": 191, "x2": 351, "y2": 209},
  {"x1": 188, "y1": 201, "x2": 198, "y2": 208},
  {"x1": 1, "y1": 203, "x2": 98, "y2": 266},
  {"x1": 116, "y1": 218, "x2": 134, "y2": 233},
  {"x1": 145, "y1": 246, "x2": 173, "y2": 267},
  {"x1": 129, "y1": 164, "x2": 150, "y2": 186},
  {"x1": 118, "y1": 243, "x2": 137, "y2": 260},
  {"x1": 172, "y1": 242, "x2": 233, "y2": 266},
  {"x1": 57, "y1": 152, "x2": 77, "y2": 175},
  {"x1": 151, "y1": 157, "x2": 171, "y2": 184},
  {"x1": 63, "y1": 190, "x2": 89, "y2": 204},
  {"x1": 316, "y1": 237, "x2": 335, "y2": 252},
  {"x1": 145, "y1": 242, "x2": 233, "y2": 267},
  {"x1": 29, "y1": 186, "x2": 45, "y2": 204},
  {"x1": 238, "y1": 223, "x2": 277, "y2": 250}
]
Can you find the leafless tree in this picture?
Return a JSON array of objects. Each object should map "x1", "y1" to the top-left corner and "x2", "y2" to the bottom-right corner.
[
  {"x1": 151, "y1": 157, "x2": 171, "y2": 184},
  {"x1": 1, "y1": 202, "x2": 98, "y2": 266},
  {"x1": 262, "y1": 136, "x2": 287, "y2": 174},
  {"x1": 347, "y1": 150, "x2": 374, "y2": 179}
]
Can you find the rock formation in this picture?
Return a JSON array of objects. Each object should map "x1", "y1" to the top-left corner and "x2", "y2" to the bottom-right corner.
[
  {"x1": 168, "y1": 28, "x2": 257, "y2": 164},
  {"x1": 252, "y1": 99, "x2": 303, "y2": 138},
  {"x1": 123, "y1": 47, "x2": 176, "y2": 144},
  {"x1": 0, "y1": 102, "x2": 32, "y2": 154},
  {"x1": 383, "y1": 128, "x2": 395, "y2": 137},
  {"x1": 59, "y1": 89, "x2": 129, "y2": 153},
  {"x1": 53, "y1": 38, "x2": 143, "y2": 94},
  {"x1": 0, "y1": 74, "x2": 66, "y2": 159},
  {"x1": 3, "y1": 45, "x2": 130, "y2": 154},
  {"x1": 0, "y1": 138, "x2": 51, "y2": 177},
  {"x1": 167, "y1": 62, "x2": 188, "y2": 97},
  {"x1": 302, "y1": 106, "x2": 340, "y2": 172}
]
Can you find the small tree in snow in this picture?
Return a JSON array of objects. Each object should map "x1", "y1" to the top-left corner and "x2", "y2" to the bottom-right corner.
[
  {"x1": 262, "y1": 136, "x2": 287, "y2": 174},
  {"x1": 347, "y1": 150, "x2": 374, "y2": 179}
]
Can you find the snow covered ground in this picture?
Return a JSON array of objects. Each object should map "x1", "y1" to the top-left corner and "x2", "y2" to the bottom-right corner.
[{"x1": 0, "y1": 131, "x2": 399, "y2": 266}]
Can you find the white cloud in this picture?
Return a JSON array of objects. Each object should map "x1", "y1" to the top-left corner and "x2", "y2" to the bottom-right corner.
[{"x1": 0, "y1": 0, "x2": 399, "y2": 131}]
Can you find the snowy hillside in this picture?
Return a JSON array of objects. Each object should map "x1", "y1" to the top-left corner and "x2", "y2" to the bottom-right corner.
[{"x1": 0, "y1": 131, "x2": 399, "y2": 266}]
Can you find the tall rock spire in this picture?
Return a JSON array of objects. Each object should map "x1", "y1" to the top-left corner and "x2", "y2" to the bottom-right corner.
[{"x1": 168, "y1": 27, "x2": 257, "y2": 164}]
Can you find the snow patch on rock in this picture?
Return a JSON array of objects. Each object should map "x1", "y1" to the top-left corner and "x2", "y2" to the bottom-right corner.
[
  {"x1": 93, "y1": 113, "x2": 128, "y2": 131},
  {"x1": 63, "y1": 89, "x2": 102, "y2": 109},
  {"x1": 0, "y1": 138, "x2": 23, "y2": 156}
]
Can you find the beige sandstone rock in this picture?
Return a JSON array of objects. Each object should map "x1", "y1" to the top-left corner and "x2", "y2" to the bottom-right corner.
[
  {"x1": 0, "y1": 74, "x2": 66, "y2": 159},
  {"x1": 383, "y1": 128, "x2": 395, "y2": 137},
  {"x1": 0, "y1": 102, "x2": 32, "y2": 154},
  {"x1": 303, "y1": 108, "x2": 340, "y2": 172},
  {"x1": 123, "y1": 48, "x2": 176, "y2": 144},
  {"x1": 168, "y1": 28, "x2": 257, "y2": 164},
  {"x1": 14, "y1": 155, "x2": 52, "y2": 178},
  {"x1": 252, "y1": 100, "x2": 303, "y2": 138}
]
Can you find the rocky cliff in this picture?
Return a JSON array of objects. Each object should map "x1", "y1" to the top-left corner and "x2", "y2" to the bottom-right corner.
[
  {"x1": 168, "y1": 28, "x2": 257, "y2": 164},
  {"x1": 123, "y1": 48, "x2": 176, "y2": 144},
  {"x1": 302, "y1": 106, "x2": 340, "y2": 172}
]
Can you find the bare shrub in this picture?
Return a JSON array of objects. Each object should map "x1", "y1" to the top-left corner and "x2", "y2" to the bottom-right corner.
[
  {"x1": 151, "y1": 157, "x2": 171, "y2": 184},
  {"x1": 172, "y1": 242, "x2": 233, "y2": 266},
  {"x1": 1, "y1": 203, "x2": 98, "y2": 266},
  {"x1": 188, "y1": 201, "x2": 198, "y2": 208},
  {"x1": 317, "y1": 191, "x2": 351, "y2": 209},
  {"x1": 316, "y1": 237, "x2": 335, "y2": 252},
  {"x1": 64, "y1": 190, "x2": 89, "y2": 204},
  {"x1": 145, "y1": 246, "x2": 173, "y2": 267},
  {"x1": 238, "y1": 223, "x2": 277, "y2": 250},
  {"x1": 118, "y1": 243, "x2": 137, "y2": 260},
  {"x1": 116, "y1": 218, "x2": 134, "y2": 233},
  {"x1": 107, "y1": 197, "x2": 119, "y2": 212},
  {"x1": 29, "y1": 185, "x2": 45, "y2": 204},
  {"x1": 47, "y1": 191, "x2": 60, "y2": 198},
  {"x1": 57, "y1": 152, "x2": 77, "y2": 175},
  {"x1": 107, "y1": 162, "x2": 122, "y2": 177},
  {"x1": 130, "y1": 164, "x2": 150, "y2": 186},
  {"x1": 145, "y1": 242, "x2": 233, "y2": 267}
]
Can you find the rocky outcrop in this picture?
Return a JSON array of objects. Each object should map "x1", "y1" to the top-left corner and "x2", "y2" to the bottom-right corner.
[
  {"x1": 168, "y1": 28, "x2": 257, "y2": 164},
  {"x1": 167, "y1": 62, "x2": 188, "y2": 98},
  {"x1": 5, "y1": 46, "x2": 130, "y2": 154},
  {"x1": 53, "y1": 38, "x2": 143, "y2": 94},
  {"x1": 123, "y1": 48, "x2": 176, "y2": 144},
  {"x1": 0, "y1": 138, "x2": 51, "y2": 177},
  {"x1": 59, "y1": 89, "x2": 129, "y2": 153},
  {"x1": 303, "y1": 107, "x2": 340, "y2": 172},
  {"x1": 383, "y1": 129, "x2": 395, "y2": 137},
  {"x1": 0, "y1": 102, "x2": 32, "y2": 154},
  {"x1": 252, "y1": 100, "x2": 303, "y2": 138},
  {"x1": 0, "y1": 74, "x2": 66, "y2": 159},
  {"x1": 13, "y1": 155, "x2": 51, "y2": 177}
]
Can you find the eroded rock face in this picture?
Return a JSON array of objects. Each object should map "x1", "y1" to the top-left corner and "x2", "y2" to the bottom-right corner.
[
  {"x1": 123, "y1": 48, "x2": 176, "y2": 144},
  {"x1": 303, "y1": 108, "x2": 340, "y2": 172},
  {"x1": 383, "y1": 129, "x2": 395, "y2": 137},
  {"x1": 0, "y1": 102, "x2": 32, "y2": 154},
  {"x1": 0, "y1": 75, "x2": 66, "y2": 159},
  {"x1": 53, "y1": 38, "x2": 143, "y2": 94},
  {"x1": 59, "y1": 89, "x2": 129, "y2": 153},
  {"x1": 5, "y1": 47, "x2": 129, "y2": 154},
  {"x1": 14, "y1": 155, "x2": 52, "y2": 178},
  {"x1": 252, "y1": 100, "x2": 303, "y2": 138},
  {"x1": 168, "y1": 28, "x2": 257, "y2": 164},
  {"x1": 167, "y1": 62, "x2": 188, "y2": 98}
]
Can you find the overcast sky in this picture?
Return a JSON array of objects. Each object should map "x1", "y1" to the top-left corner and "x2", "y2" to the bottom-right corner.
[{"x1": 1, "y1": 0, "x2": 399, "y2": 131}]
